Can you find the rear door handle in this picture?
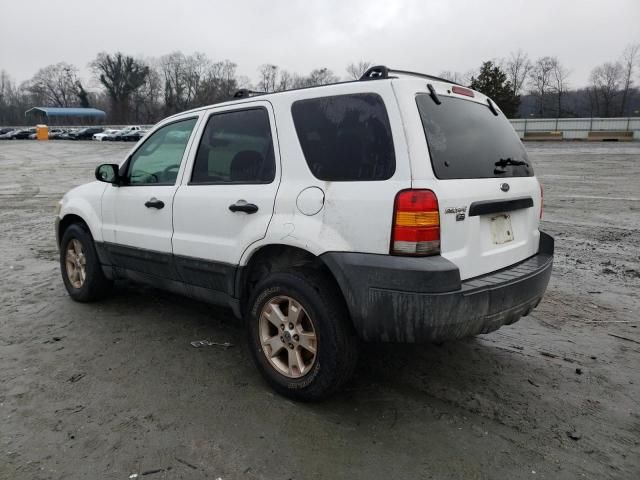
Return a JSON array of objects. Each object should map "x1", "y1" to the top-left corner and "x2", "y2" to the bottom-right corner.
[
  {"x1": 229, "y1": 200, "x2": 258, "y2": 214},
  {"x1": 144, "y1": 198, "x2": 165, "y2": 209}
]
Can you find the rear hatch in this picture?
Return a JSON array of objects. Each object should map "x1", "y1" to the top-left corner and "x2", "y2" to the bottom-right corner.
[{"x1": 412, "y1": 88, "x2": 541, "y2": 280}]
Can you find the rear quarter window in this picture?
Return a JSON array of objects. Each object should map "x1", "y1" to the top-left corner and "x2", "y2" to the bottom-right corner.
[{"x1": 291, "y1": 93, "x2": 395, "y2": 181}]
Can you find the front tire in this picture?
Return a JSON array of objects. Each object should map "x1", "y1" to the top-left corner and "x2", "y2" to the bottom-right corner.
[
  {"x1": 59, "y1": 223, "x2": 112, "y2": 302},
  {"x1": 247, "y1": 268, "x2": 359, "y2": 401}
]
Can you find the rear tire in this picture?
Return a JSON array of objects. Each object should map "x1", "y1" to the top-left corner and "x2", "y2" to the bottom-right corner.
[
  {"x1": 60, "y1": 223, "x2": 112, "y2": 302},
  {"x1": 246, "y1": 268, "x2": 359, "y2": 401}
]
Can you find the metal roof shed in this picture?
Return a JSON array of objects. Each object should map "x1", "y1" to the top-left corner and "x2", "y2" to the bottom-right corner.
[{"x1": 25, "y1": 107, "x2": 106, "y2": 125}]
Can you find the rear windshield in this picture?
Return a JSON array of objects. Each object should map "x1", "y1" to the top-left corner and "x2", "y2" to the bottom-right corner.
[{"x1": 416, "y1": 94, "x2": 533, "y2": 179}]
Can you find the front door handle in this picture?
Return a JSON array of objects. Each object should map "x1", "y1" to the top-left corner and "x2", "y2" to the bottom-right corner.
[
  {"x1": 229, "y1": 200, "x2": 258, "y2": 214},
  {"x1": 144, "y1": 198, "x2": 165, "y2": 209}
]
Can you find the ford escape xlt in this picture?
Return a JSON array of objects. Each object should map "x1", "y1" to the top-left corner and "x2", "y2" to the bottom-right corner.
[{"x1": 55, "y1": 66, "x2": 553, "y2": 400}]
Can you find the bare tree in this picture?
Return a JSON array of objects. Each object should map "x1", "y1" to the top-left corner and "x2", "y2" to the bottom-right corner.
[
  {"x1": 277, "y1": 70, "x2": 293, "y2": 91},
  {"x1": 131, "y1": 63, "x2": 163, "y2": 122},
  {"x1": 258, "y1": 64, "x2": 279, "y2": 92},
  {"x1": 27, "y1": 62, "x2": 79, "y2": 107},
  {"x1": 307, "y1": 68, "x2": 339, "y2": 86},
  {"x1": 257, "y1": 64, "x2": 309, "y2": 92},
  {"x1": 0, "y1": 70, "x2": 12, "y2": 106},
  {"x1": 291, "y1": 73, "x2": 309, "y2": 89},
  {"x1": 183, "y1": 53, "x2": 212, "y2": 105},
  {"x1": 505, "y1": 49, "x2": 532, "y2": 95},
  {"x1": 550, "y1": 58, "x2": 570, "y2": 117},
  {"x1": 589, "y1": 62, "x2": 623, "y2": 117},
  {"x1": 346, "y1": 61, "x2": 372, "y2": 80},
  {"x1": 438, "y1": 70, "x2": 476, "y2": 86},
  {"x1": 0, "y1": 72, "x2": 32, "y2": 125},
  {"x1": 619, "y1": 43, "x2": 640, "y2": 115},
  {"x1": 0, "y1": 71, "x2": 19, "y2": 123},
  {"x1": 528, "y1": 57, "x2": 556, "y2": 116},
  {"x1": 438, "y1": 70, "x2": 465, "y2": 83},
  {"x1": 200, "y1": 59, "x2": 238, "y2": 102},
  {"x1": 215, "y1": 60, "x2": 239, "y2": 99},
  {"x1": 92, "y1": 52, "x2": 149, "y2": 123},
  {"x1": 160, "y1": 52, "x2": 188, "y2": 114}
]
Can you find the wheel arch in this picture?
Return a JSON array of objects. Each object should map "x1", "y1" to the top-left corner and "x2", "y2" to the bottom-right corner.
[
  {"x1": 236, "y1": 244, "x2": 352, "y2": 322},
  {"x1": 57, "y1": 214, "x2": 94, "y2": 247}
]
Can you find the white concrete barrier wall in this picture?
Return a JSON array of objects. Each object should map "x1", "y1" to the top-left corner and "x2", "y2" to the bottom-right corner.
[{"x1": 510, "y1": 117, "x2": 640, "y2": 140}]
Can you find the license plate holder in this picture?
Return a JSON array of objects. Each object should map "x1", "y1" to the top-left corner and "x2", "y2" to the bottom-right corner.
[{"x1": 490, "y1": 214, "x2": 514, "y2": 245}]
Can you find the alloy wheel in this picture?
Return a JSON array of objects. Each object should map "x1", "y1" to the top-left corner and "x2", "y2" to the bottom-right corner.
[{"x1": 259, "y1": 295, "x2": 318, "y2": 378}]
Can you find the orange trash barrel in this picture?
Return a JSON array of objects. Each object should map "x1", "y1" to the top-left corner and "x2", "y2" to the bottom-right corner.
[{"x1": 36, "y1": 124, "x2": 49, "y2": 141}]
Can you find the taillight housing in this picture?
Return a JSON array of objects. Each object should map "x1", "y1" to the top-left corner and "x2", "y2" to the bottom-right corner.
[{"x1": 391, "y1": 189, "x2": 440, "y2": 256}]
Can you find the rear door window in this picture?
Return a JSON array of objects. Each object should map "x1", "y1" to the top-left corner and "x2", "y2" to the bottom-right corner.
[
  {"x1": 416, "y1": 94, "x2": 533, "y2": 179},
  {"x1": 291, "y1": 93, "x2": 395, "y2": 181},
  {"x1": 190, "y1": 108, "x2": 275, "y2": 184}
]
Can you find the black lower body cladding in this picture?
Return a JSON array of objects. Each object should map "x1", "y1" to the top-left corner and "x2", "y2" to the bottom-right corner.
[{"x1": 321, "y1": 232, "x2": 554, "y2": 343}]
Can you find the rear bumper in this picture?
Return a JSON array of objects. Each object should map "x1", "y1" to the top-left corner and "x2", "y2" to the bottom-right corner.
[{"x1": 321, "y1": 232, "x2": 554, "y2": 343}]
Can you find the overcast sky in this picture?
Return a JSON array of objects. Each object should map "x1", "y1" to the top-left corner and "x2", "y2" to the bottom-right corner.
[{"x1": 1, "y1": 0, "x2": 638, "y2": 88}]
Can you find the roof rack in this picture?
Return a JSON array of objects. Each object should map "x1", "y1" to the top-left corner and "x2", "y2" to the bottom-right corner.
[
  {"x1": 232, "y1": 89, "x2": 266, "y2": 99},
  {"x1": 359, "y1": 65, "x2": 463, "y2": 86}
]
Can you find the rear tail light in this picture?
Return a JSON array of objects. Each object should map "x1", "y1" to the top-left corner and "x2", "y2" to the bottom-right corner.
[
  {"x1": 540, "y1": 183, "x2": 544, "y2": 219},
  {"x1": 391, "y1": 189, "x2": 440, "y2": 256}
]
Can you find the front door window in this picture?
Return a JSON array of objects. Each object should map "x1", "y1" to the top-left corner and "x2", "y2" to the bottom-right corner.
[{"x1": 126, "y1": 118, "x2": 197, "y2": 185}]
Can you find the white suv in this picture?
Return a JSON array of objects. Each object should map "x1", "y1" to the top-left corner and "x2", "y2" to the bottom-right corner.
[{"x1": 56, "y1": 66, "x2": 553, "y2": 400}]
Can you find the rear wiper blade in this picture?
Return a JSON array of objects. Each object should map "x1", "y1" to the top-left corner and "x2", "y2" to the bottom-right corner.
[
  {"x1": 495, "y1": 157, "x2": 529, "y2": 168},
  {"x1": 427, "y1": 83, "x2": 441, "y2": 105}
]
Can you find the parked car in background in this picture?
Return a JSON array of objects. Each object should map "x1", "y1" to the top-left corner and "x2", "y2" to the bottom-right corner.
[
  {"x1": 48, "y1": 128, "x2": 66, "y2": 139},
  {"x1": 120, "y1": 129, "x2": 148, "y2": 142},
  {"x1": 107, "y1": 126, "x2": 143, "y2": 141},
  {"x1": 69, "y1": 127, "x2": 104, "y2": 140},
  {"x1": 59, "y1": 129, "x2": 82, "y2": 140},
  {"x1": 101, "y1": 130, "x2": 120, "y2": 141},
  {"x1": 0, "y1": 129, "x2": 19, "y2": 139},
  {"x1": 0, "y1": 127, "x2": 15, "y2": 136},
  {"x1": 93, "y1": 129, "x2": 120, "y2": 141},
  {"x1": 51, "y1": 129, "x2": 73, "y2": 140},
  {"x1": 2, "y1": 128, "x2": 35, "y2": 139}
]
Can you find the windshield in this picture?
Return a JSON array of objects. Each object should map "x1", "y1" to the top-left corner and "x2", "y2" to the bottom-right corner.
[{"x1": 416, "y1": 94, "x2": 533, "y2": 179}]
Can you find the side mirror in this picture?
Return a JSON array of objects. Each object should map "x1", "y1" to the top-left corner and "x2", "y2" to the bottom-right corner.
[{"x1": 95, "y1": 163, "x2": 121, "y2": 184}]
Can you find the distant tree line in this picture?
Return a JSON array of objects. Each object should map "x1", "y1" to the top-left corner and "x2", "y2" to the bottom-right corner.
[
  {"x1": 0, "y1": 44, "x2": 638, "y2": 125},
  {"x1": 440, "y1": 44, "x2": 640, "y2": 118},
  {"x1": 0, "y1": 53, "x2": 370, "y2": 125}
]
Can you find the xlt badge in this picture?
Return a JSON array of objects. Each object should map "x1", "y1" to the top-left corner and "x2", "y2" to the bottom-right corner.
[{"x1": 444, "y1": 206, "x2": 467, "y2": 221}]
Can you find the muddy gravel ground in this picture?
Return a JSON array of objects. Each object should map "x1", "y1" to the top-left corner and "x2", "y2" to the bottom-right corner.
[{"x1": 0, "y1": 140, "x2": 639, "y2": 480}]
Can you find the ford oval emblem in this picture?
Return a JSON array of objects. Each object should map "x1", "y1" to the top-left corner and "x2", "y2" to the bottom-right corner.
[{"x1": 500, "y1": 183, "x2": 510, "y2": 192}]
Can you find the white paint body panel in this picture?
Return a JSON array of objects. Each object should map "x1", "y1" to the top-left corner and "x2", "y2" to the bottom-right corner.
[
  {"x1": 171, "y1": 102, "x2": 281, "y2": 264},
  {"x1": 58, "y1": 182, "x2": 108, "y2": 241},
  {"x1": 59, "y1": 76, "x2": 542, "y2": 283},
  {"x1": 99, "y1": 113, "x2": 203, "y2": 253},
  {"x1": 393, "y1": 79, "x2": 541, "y2": 279},
  {"x1": 239, "y1": 81, "x2": 411, "y2": 264}
]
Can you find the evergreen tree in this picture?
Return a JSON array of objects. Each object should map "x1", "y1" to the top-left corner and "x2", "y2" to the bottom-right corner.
[{"x1": 470, "y1": 61, "x2": 520, "y2": 117}]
